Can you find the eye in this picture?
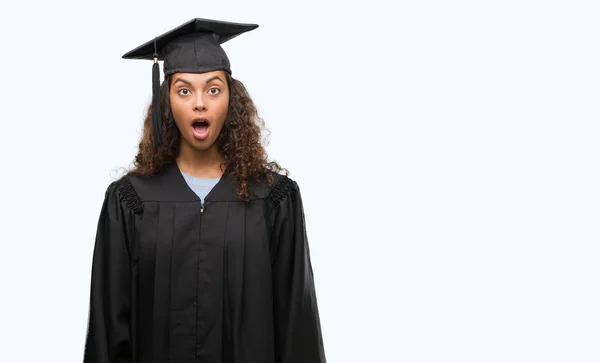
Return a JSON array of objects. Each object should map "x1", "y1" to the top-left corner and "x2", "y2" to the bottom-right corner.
[
  {"x1": 178, "y1": 88, "x2": 191, "y2": 96},
  {"x1": 208, "y1": 87, "x2": 221, "y2": 95}
]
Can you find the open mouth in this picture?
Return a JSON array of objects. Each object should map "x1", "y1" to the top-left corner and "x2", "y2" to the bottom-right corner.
[{"x1": 192, "y1": 119, "x2": 210, "y2": 139}]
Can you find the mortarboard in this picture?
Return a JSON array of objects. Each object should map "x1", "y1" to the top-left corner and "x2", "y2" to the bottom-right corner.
[{"x1": 122, "y1": 18, "x2": 259, "y2": 146}]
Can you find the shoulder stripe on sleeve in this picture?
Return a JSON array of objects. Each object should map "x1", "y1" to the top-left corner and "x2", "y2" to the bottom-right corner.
[
  {"x1": 265, "y1": 175, "x2": 295, "y2": 215},
  {"x1": 117, "y1": 176, "x2": 144, "y2": 214}
]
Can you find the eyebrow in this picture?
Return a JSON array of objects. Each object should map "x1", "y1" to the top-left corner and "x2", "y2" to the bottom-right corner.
[
  {"x1": 204, "y1": 75, "x2": 224, "y2": 85},
  {"x1": 173, "y1": 76, "x2": 224, "y2": 86},
  {"x1": 173, "y1": 78, "x2": 192, "y2": 86}
]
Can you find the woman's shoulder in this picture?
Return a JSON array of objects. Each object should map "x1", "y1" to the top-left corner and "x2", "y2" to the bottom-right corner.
[
  {"x1": 266, "y1": 171, "x2": 297, "y2": 197},
  {"x1": 259, "y1": 170, "x2": 301, "y2": 208},
  {"x1": 103, "y1": 174, "x2": 144, "y2": 214}
]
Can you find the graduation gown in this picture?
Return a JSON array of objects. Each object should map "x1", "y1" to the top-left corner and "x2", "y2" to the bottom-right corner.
[{"x1": 83, "y1": 163, "x2": 326, "y2": 363}]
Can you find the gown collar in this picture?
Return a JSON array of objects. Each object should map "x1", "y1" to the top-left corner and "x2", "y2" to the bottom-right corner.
[
  {"x1": 169, "y1": 162, "x2": 239, "y2": 202},
  {"x1": 128, "y1": 161, "x2": 274, "y2": 203}
]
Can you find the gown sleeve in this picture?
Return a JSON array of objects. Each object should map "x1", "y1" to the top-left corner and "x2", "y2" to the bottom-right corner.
[
  {"x1": 83, "y1": 180, "x2": 133, "y2": 363},
  {"x1": 269, "y1": 178, "x2": 327, "y2": 363}
]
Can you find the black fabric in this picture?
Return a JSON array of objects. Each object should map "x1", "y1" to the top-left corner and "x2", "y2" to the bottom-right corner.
[
  {"x1": 83, "y1": 163, "x2": 327, "y2": 363},
  {"x1": 117, "y1": 177, "x2": 143, "y2": 214},
  {"x1": 122, "y1": 18, "x2": 258, "y2": 77}
]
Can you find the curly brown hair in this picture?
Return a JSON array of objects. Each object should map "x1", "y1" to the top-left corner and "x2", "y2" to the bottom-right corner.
[{"x1": 128, "y1": 72, "x2": 287, "y2": 200}]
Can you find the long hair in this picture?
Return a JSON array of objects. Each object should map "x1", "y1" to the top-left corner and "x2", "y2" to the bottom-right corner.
[{"x1": 129, "y1": 72, "x2": 287, "y2": 200}]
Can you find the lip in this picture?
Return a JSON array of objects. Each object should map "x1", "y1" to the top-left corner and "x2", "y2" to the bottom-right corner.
[
  {"x1": 192, "y1": 117, "x2": 210, "y2": 125},
  {"x1": 191, "y1": 117, "x2": 211, "y2": 140}
]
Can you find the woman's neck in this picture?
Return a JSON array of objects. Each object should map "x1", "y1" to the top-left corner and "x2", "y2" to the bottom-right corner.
[{"x1": 176, "y1": 143, "x2": 225, "y2": 178}]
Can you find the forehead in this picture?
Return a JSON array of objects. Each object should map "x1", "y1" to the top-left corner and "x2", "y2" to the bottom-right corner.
[{"x1": 171, "y1": 70, "x2": 226, "y2": 84}]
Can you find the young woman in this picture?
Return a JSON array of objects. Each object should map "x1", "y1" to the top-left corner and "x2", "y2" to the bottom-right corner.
[{"x1": 83, "y1": 18, "x2": 326, "y2": 363}]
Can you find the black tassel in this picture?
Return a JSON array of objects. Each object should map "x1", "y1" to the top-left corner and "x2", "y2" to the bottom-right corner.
[
  {"x1": 152, "y1": 58, "x2": 162, "y2": 146},
  {"x1": 152, "y1": 37, "x2": 162, "y2": 147}
]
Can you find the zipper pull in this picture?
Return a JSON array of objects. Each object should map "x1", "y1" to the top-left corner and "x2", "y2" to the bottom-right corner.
[{"x1": 200, "y1": 200, "x2": 204, "y2": 214}]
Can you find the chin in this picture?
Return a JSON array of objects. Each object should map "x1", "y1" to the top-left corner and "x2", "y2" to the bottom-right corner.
[
  {"x1": 192, "y1": 143, "x2": 215, "y2": 152},
  {"x1": 182, "y1": 135, "x2": 216, "y2": 152}
]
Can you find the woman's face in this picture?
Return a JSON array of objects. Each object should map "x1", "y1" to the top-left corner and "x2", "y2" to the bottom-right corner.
[{"x1": 170, "y1": 70, "x2": 230, "y2": 153}]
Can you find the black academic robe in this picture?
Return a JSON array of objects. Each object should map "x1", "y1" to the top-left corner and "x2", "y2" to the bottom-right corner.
[{"x1": 83, "y1": 163, "x2": 326, "y2": 363}]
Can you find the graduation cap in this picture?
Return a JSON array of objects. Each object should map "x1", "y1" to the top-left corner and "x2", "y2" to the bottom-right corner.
[{"x1": 122, "y1": 18, "x2": 259, "y2": 146}]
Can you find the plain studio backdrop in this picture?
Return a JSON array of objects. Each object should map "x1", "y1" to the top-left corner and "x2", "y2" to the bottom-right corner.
[{"x1": 0, "y1": 0, "x2": 598, "y2": 362}]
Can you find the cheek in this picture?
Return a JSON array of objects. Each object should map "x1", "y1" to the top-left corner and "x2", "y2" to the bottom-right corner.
[
  {"x1": 215, "y1": 95, "x2": 230, "y2": 121},
  {"x1": 170, "y1": 96, "x2": 185, "y2": 123}
]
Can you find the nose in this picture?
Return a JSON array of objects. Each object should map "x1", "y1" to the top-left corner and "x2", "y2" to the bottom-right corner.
[{"x1": 194, "y1": 94, "x2": 206, "y2": 111}]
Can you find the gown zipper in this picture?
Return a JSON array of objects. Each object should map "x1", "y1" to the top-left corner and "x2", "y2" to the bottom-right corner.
[{"x1": 195, "y1": 199, "x2": 204, "y2": 362}]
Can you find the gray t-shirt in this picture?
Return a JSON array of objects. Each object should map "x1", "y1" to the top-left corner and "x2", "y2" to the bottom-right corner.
[{"x1": 181, "y1": 171, "x2": 220, "y2": 203}]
